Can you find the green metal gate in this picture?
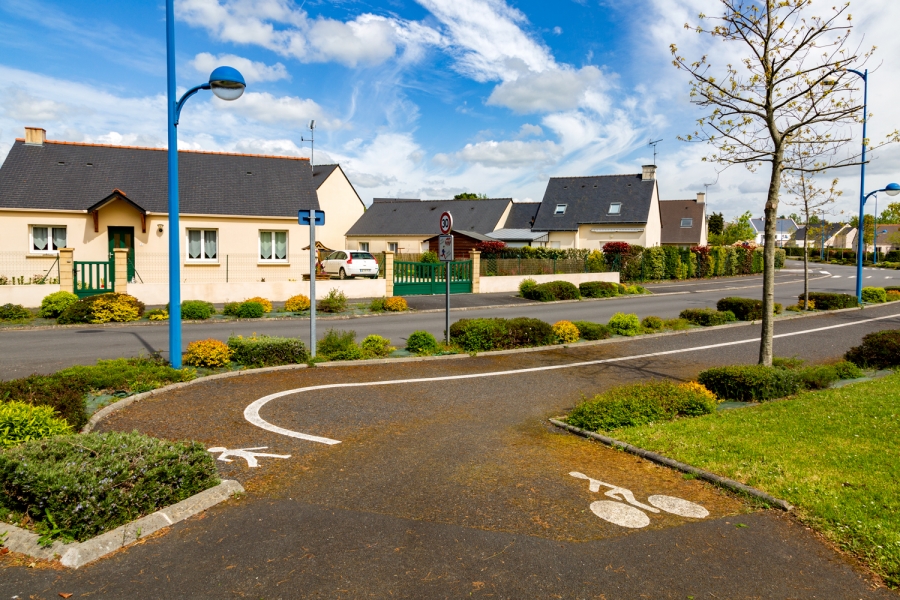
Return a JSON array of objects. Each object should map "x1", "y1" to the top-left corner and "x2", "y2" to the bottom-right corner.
[
  {"x1": 74, "y1": 260, "x2": 115, "y2": 298},
  {"x1": 393, "y1": 260, "x2": 472, "y2": 296}
]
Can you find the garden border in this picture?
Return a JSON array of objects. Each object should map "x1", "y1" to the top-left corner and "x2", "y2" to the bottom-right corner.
[
  {"x1": 548, "y1": 419, "x2": 793, "y2": 511},
  {"x1": 0, "y1": 479, "x2": 243, "y2": 569}
]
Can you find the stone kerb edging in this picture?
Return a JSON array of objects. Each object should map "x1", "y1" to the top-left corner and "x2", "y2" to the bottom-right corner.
[
  {"x1": 549, "y1": 419, "x2": 793, "y2": 511},
  {"x1": 0, "y1": 479, "x2": 244, "y2": 569}
]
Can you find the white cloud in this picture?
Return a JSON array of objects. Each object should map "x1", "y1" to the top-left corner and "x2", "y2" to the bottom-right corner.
[
  {"x1": 213, "y1": 91, "x2": 340, "y2": 129},
  {"x1": 552, "y1": 26, "x2": 562, "y2": 35},
  {"x1": 445, "y1": 139, "x2": 563, "y2": 169},
  {"x1": 0, "y1": 88, "x2": 73, "y2": 121},
  {"x1": 487, "y1": 66, "x2": 605, "y2": 113},
  {"x1": 191, "y1": 52, "x2": 289, "y2": 83},
  {"x1": 516, "y1": 123, "x2": 543, "y2": 138}
]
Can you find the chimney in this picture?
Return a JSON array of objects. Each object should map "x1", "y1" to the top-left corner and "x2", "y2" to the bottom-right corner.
[
  {"x1": 24, "y1": 127, "x2": 46, "y2": 145},
  {"x1": 696, "y1": 192, "x2": 706, "y2": 203},
  {"x1": 641, "y1": 165, "x2": 657, "y2": 181}
]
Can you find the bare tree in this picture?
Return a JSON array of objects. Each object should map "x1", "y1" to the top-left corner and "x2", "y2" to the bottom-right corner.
[{"x1": 670, "y1": 0, "x2": 897, "y2": 365}]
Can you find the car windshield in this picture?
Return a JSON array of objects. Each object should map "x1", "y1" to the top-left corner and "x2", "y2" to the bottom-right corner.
[{"x1": 351, "y1": 252, "x2": 375, "y2": 260}]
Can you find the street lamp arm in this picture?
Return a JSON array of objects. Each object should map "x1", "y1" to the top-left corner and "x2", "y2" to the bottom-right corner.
[
  {"x1": 174, "y1": 83, "x2": 212, "y2": 126},
  {"x1": 845, "y1": 68, "x2": 866, "y2": 80}
]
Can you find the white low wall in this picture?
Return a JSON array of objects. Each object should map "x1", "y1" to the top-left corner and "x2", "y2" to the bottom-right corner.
[
  {"x1": 127, "y1": 278, "x2": 386, "y2": 306},
  {"x1": 478, "y1": 272, "x2": 619, "y2": 294},
  {"x1": 0, "y1": 284, "x2": 61, "y2": 308}
]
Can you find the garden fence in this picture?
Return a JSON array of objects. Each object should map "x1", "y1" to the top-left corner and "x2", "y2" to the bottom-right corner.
[{"x1": 0, "y1": 252, "x2": 60, "y2": 285}]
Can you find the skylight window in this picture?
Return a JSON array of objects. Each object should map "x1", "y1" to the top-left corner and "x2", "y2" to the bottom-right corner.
[
  {"x1": 608, "y1": 203, "x2": 622, "y2": 215},
  {"x1": 554, "y1": 204, "x2": 567, "y2": 215},
  {"x1": 681, "y1": 218, "x2": 693, "y2": 228}
]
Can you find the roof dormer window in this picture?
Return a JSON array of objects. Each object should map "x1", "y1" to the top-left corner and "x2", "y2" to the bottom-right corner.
[
  {"x1": 554, "y1": 204, "x2": 567, "y2": 215},
  {"x1": 680, "y1": 218, "x2": 693, "y2": 228},
  {"x1": 608, "y1": 203, "x2": 622, "y2": 215}
]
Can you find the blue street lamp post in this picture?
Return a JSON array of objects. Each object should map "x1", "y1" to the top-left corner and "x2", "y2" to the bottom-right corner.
[
  {"x1": 166, "y1": 0, "x2": 245, "y2": 368},
  {"x1": 859, "y1": 184, "x2": 900, "y2": 300}
]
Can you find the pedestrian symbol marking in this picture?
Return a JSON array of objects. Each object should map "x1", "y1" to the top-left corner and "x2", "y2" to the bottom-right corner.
[{"x1": 208, "y1": 446, "x2": 291, "y2": 468}]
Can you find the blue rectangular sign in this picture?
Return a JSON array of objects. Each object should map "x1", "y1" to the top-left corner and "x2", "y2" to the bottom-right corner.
[{"x1": 298, "y1": 210, "x2": 325, "y2": 226}]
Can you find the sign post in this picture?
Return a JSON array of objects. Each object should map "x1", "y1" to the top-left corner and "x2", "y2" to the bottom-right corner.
[
  {"x1": 439, "y1": 212, "x2": 453, "y2": 344},
  {"x1": 299, "y1": 209, "x2": 325, "y2": 357}
]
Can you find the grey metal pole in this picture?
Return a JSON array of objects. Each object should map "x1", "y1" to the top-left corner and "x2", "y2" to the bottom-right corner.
[
  {"x1": 445, "y1": 261, "x2": 450, "y2": 345},
  {"x1": 309, "y1": 221, "x2": 316, "y2": 358}
]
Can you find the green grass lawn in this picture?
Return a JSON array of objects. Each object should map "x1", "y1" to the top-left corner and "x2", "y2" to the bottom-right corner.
[{"x1": 610, "y1": 374, "x2": 900, "y2": 587}]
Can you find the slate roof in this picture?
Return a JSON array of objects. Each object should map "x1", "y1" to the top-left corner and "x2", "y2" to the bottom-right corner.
[
  {"x1": 345, "y1": 198, "x2": 512, "y2": 237},
  {"x1": 503, "y1": 202, "x2": 541, "y2": 229},
  {"x1": 532, "y1": 174, "x2": 655, "y2": 232},
  {"x1": 791, "y1": 223, "x2": 850, "y2": 242},
  {"x1": 0, "y1": 139, "x2": 319, "y2": 217},
  {"x1": 423, "y1": 230, "x2": 495, "y2": 243},
  {"x1": 751, "y1": 217, "x2": 798, "y2": 234},
  {"x1": 660, "y1": 199, "x2": 706, "y2": 245}
]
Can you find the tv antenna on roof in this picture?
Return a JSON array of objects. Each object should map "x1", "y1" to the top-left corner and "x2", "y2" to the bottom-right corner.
[
  {"x1": 301, "y1": 119, "x2": 316, "y2": 167},
  {"x1": 648, "y1": 138, "x2": 663, "y2": 165}
]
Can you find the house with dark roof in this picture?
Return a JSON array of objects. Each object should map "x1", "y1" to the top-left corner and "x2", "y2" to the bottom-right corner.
[
  {"x1": 750, "y1": 217, "x2": 798, "y2": 246},
  {"x1": 659, "y1": 193, "x2": 708, "y2": 248},
  {"x1": 531, "y1": 165, "x2": 662, "y2": 249},
  {"x1": 789, "y1": 222, "x2": 856, "y2": 250},
  {"x1": 0, "y1": 127, "x2": 364, "y2": 284}
]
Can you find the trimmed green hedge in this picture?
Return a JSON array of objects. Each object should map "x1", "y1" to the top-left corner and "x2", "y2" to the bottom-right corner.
[
  {"x1": 574, "y1": 321, "x2": 611, "y2": 340},
  {"x1": 227, "y1": 335, "x2": 308, "y2": 367},
  {"x1": 579, "y1": 281, "x2": 619, "y2": 298},
  {"x1": 716, "y1": 297, "x2": 783, "y2": 320},
  {"x1": 698, "y1": 365, "x2": 801, "y2": 401},
  {"x1": 679, "y1": 308, "x2": 737, "y2": 326},
  {"x1": 803, "y1": 292, "x2": 858, "y2": 310},
  {"x1": 181, "y1": 300, "x2": 215, "y2": 320},
  {"x1": 523, "y1": 281, "x2": 581, "y2": 302},
  {"x1": 861, "y1": 287, "x2": 887, "y2": 304},
  {"x1": 449, "y1": 317, "x2": 557, "y2": 351}
]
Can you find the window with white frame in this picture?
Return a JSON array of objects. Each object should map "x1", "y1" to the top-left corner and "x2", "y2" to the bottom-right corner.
[
  {"x1": 30, "y1": 226, "x2": 66, "y2": 254},
  {"x1": 607, "y1": 203, "x2": 622, "y2": 215},
  {"x1": 680, "y1": 218, "x2": 693, "y2": 228},
  {"x1": 388, "y1": 242, "x2": 398, "y2": 253},
  {"x1": 554, "y1": 204, "x2": 567, "y2": 215},
  {"x1": 359, "y1": 242, "x2": 370, "y2": 252},
  {"x1": 186, "y1": 229, "x2": 218, "y2": 262},
  {"x1": 259, "y1": 231, "x2": 288, "y2": 262}
]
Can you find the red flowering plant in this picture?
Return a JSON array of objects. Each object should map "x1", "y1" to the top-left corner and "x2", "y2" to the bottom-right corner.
[
  {"x1": 603, "y1": 241, "x2": 631, "y2": 254},
  {"x1": 475, "y1": 241, "x2": 507, "y2": 255}
]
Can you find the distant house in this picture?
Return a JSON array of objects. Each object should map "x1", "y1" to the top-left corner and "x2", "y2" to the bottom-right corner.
[
  {"x1": 531, "y1": 165, "x2": 662, "y2": 249},
  {"x1": 750, "y1": 217, "x2": 798, "y2": 246},
  {"x1": 423, "y1": 230, "x2": 496, "y2": 259},
  {"x1": 870, "y1": 223, "x2": 900, "y2": 254},
  {"x1": 485, "y1": 202, "x2": 547, "y2": 247},
  {"x1": 789, "y1": 223, "x2": 856, "y2": 249},
  {"x1": 659, "y1": 193, "x2": 708, "y2": 248}
]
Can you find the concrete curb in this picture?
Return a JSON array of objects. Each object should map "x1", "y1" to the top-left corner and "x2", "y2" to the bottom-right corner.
[
  {"x1": 548, "y1": 418, "x2": 793, "y2": 511},
  {"x1": 0, "y1": 479, "x2": 243, "y2": 569}
]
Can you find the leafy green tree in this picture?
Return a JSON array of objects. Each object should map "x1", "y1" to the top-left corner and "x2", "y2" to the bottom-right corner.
[
  {"x1": 453, "y1": 193, "x2": 488, "y2": 200},
  {"x1": 878, "y1": 202, "x2": 900, "y2": 225},
  {"x1": 708, "y1": 212, "x2": 725, "y2": 235},
  {"x1": 722, "y1": 212, "x2": 757, "y2": 244}
]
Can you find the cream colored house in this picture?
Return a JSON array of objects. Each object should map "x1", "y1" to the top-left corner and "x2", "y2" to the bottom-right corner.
[
  {"x1": 0, "y1": 127, "x2": 364, "y2": 289},
  {"x1": 531, "y1": 166, "x2": 663, "y2": 249}
]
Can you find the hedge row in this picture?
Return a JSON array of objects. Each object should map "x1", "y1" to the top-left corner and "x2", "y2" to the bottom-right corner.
[{"x1": 698, "y1": 359, "x2": 864, "y2": 402}]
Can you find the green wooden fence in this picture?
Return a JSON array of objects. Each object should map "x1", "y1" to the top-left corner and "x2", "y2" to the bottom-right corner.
[
  {"x1": 74, "y1": 260, "x2": 114, "y2": 298},
  {"x1": 393, "y1": 260, "x2": 472, "y2": 295}
]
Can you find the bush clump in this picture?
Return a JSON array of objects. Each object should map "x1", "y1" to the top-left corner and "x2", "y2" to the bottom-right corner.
[
  {"x1": 803, "y1": 292, "x2": 858, "y2": 310},
  {"x1": 679, "y1": 308, "x2": 737, "y2": 326},
  {"x1": 579, "y1": 281, "x2": 619, "y2": 298},
  {"x1": 886, "y1": 290, "x2": 900, "y2": 302},
  {"x1": 641, "y1": 316, "x2": 664, "y2": 331},
  {"x1": 523, "y1": 281, "x2": 580, "y2": 302},
  {"x1": 566, "y1": 380, "x2": 718, "y2": 432},
  {"x1": 716, "y1": 297, "x2": 783, "y2": 320},
  {"x1": 573, "y1": 321, "x2": 611, "y2": 341},
  {"x1": 184, "y1": 339, "x2": 233, "y2": 367},
  {"x1": 181, "y1": 300, "x2": 214, "y2": 320},
  {"x1": 57, "y1": 293, "x2": 145, "y2": 324},
  {"x1": 0, "y1": 401, "x2": 72, "y2": 448},
  {"x1": 698, "y1": 365, "x2": 801, "y2": 401},
  {"x1": 0, "y1": 432, "x2": 219, "y2": 543},
  {"x1": 406, "y1": 330, "x2": 439, "y2": 354},
  {"x1": 318, "y1": 288, "x2": 348, "y2": 313},
  {"x1": 507, "y1": 317, "x2": 555, "y2": 347},
  {"x1": 147, "y1": 308, "x2": 168, "y2": 321},
  {"x1": 361, "y1": 335, "x2": 394, "y2": 358},
  {"x1": 318, "y1": 329, "x2": 362, "y2": 361},
  {"x1": 236, "y1": 301, "x2": 265, "y2": 319},
  {"x1": 845, "y1": 329, "x2": 900, "y2": 369},
  {"x1": 0, "y1": 303, "x2": 32, "y2": 322},
  {"x1": 449, "y1": 318, "x2": 509, "y2": 351},
  {"x1": 607, "y1": 312, "x2": 641, "y2": 336},
  {"x1": 861, "y1": 287, "x2": 887, "y2": 304},
  {"x1": 384, "y1": 297, "x2": 408, "y2": 312},
  {"x1": 284, "y1": 294, "x2": 311, "y2": 312},
  {"x1": 518, "y1": 278, "x2": 538, "y2": 297},
  {"x1": 552, "y1": 320, "x2": 580, "y2": 344},
  {"x1": 38, "y1": 291, "x2": 78, "y2": 319},
  {"x1": 227, "y1": 335, "x2": 308, "y2": 367},
  {"x1": 244, "y1": 296, "x2": 272, "y2": 313}
]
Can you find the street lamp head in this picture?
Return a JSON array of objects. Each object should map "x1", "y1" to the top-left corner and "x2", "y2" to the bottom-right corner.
[
  {"x1": 208, "y1": 66, "x2": 246, "y2": 101},
  {"x1": 884, "y1": 182, "x2": 900, "y2": 197}
]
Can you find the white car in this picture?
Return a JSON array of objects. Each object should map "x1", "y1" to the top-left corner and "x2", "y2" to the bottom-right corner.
[{"x1": 321, "y1": 250, "x2": 379, "y2": 279}]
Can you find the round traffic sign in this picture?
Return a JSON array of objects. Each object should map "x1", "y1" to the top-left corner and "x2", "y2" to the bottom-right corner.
[{"x1": 440, "y1": 211, "x2": 453, "y2": 234}]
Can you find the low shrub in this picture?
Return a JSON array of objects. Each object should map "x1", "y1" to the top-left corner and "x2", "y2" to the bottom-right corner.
[
  {"x1": 0, "y1": 303, "x2": 32, "y2": 322},
  {"x1": 679, "y1": 308, "x2": 737, "y2": 326},
  {"x1": 664, "y1": 318, "x2": 691, "y2": 331},
  {"x1": 887, "y1": 290, "x2": 900, "y2": 302},
  {"x1": 566, "y1": 380, "x2": 718, "y2": 432},
  {"x1": 318, "y1": 288, "x2": 348, "y2": 313},
  {"x1": 608, "y1": 312, "x2": 641, "y2": 336},
  {"x1": 861, "y1": 287, "x2": 887, "y2": 304},
  {"x1": 797, "y1": 365, "x2": 840, "y2": 390},
  {"x1": 503, "y1": 317, "x2": 552, "y2": 347},
  {"x1": 523, "y1": 281, "x2": 580, "y2": 302},
  {"x1": 0, "y1": 432, "x2": 219, "y2": 543},
  {"x1": 716, "y1": 297, "x2": 783, "y2": 320},
  {"x1": 886, "y1": 286, "x2": 900, "y2": 292},
  {"x1": 236, "y1": 301, "x2": 266, "y2": 319},
  {"x1": 223, "y1": 302, "x2": 241, "y2": 316},
  {"x1": 245, "y1": 296, "x2": 272, "y2": 313},
  {"x1": 384, "y1": 297, "x2": 408, "y2": 312},
  {"x1": 147, "y1": 308, "x2": 168, "y2": 321},
  {"x1": 369, "y1": 297, "x2": 387, "y2": 312},
  {"x1": 421, "y1": 251, "x2": 440, "y2": 264},
  {"x1": 181, "y1": 300, "x2": 214, "y2": 320},
  {"x1": 318, "y1": 329, "x2": 362, "y2": 360},
  {"x1": 57, "y1": 293, "x2": 145, "y2": 324},
  {"x1": 184, "y1": 339, "x2": 233, "y2": 368},
  {"x1": 450, "y1": 318, "x2": 510, "y2": 352},
  {"x1": 641, "y1": 316, "x2": 664, "y2": 330},
  {"x1": 579, "y1": 281, "x2": 619, "y2": 298},
  {"x1": 832, "y1": 360, "x2": 863, "y2": 379},
  {"x1": 552, "y1": 320, "x2": 580, "y2": 344},
  {"x1": 803, "y1": 292, "x2": 858, "y2": 310},
  {"x1": 625, "y1": 285, "x2": 649, "y2": 295},
  {"x1": 845, "y1": 329, "x2": 900, "y2": 369},
  {"x1": 698, "y1": 365, "x2": 801, "y2": 401},
  {"x1": 227, "y1": 335, "x2": 308, "y2": 367},
  {"x1": 284, "y1": 294, "x2": 311, "y2": 312},
  {"x1": 772, "y1": 356, "x2": 805, "y2": 370},
  {"x1": 518, "y1": 278, "x2": 538, "y2": 297},
  {"x1": 573, "y1": 321, "x2": 611, "y2": 341},
  {"x1": 361, "y1": 335, "x2": 394, "y2": 358},
  {"x1": 38, "y1": 291, "x2": 78, "y2": 319},
  {"x1": 0, "y1": 401, "x2": 72, "y2": 448},
  {"x1": 406, "y1": 330, "x2": 439, "y2": 354}
]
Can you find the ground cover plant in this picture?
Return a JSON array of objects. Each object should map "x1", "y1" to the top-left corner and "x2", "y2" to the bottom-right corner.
[
  {"x1": 227, "y1": 335, "x2": 308, "y2": 367},
  {"x1": 679, "y1": 308, "x2": 737, "y2": 327},
  {"x1": 0, "y1": 401, "x2": 72, "y2": 448},
  {"x1": 0, "y1": 304, "x2": 32, "y2": 323},
  {"x1": 845, "y1": 329, "x2": 900, "y2": 369},
  {"x1": 612, "y1": 375, "x2": 900, "y2": 587},
  {"x1": 0, "y1": 432, "x2": 219, "y2": 544},
  {"x1": 57, "y1": 293, "x2": 145, "y2": 324},
  {"x1": 147, "y1": 308, "x2": 168, "y2": 320},
  {"x1": 566, "y1": 380, "x2": 718, "y2": 432},
  {"x1": 38, "y1": 291, "x2": 78, "y2": 318}
]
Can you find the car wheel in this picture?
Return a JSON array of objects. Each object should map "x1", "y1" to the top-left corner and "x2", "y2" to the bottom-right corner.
[
  {"x1": 370, "y1": 275, "x2": 378, "y2": 279},
  {"x1": 339, "y1": 268, "x2": 347, "y2": 280}
]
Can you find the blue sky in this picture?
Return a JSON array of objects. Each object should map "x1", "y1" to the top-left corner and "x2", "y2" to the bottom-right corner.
[{"x1": 2, "y1": 0, "x2": 900, "y2": 220}]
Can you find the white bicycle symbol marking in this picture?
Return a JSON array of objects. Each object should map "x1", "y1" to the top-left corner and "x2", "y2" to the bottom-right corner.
[{"x1": 570, "y1": 471, "x2": 709, "y2": 528}]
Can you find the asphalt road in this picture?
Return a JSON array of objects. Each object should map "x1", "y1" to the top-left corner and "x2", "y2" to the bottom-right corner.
[
  {"x1": 3, "y1": 302, "x2": 898, "y2": 598},
  {"x1": 0, "y1": 260, "x2": 892, "y2": 379}
]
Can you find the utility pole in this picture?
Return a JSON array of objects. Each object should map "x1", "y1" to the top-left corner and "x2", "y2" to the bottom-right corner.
[
  {"x1": 648, "y1": 139, "x2": 663, "y2": 165},
  {"x1": 301, "y1": 120, "x2": 316, "y2": 167}
]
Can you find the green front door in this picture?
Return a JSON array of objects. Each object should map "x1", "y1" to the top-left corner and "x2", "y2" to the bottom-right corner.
[{"x1": 108, "y1": 226, "x2": 135, "y2": 282}]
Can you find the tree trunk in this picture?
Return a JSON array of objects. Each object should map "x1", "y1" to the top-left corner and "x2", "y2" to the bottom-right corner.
[
  {"x1": 803, "y1": 243, "x2": 809, "y2": 309},
  {"x1": 759, "y1": 159, "x2": 783, "y2": 366}
]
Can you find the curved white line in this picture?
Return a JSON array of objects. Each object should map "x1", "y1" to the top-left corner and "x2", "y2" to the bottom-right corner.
[{"x1": 244, "y1": 310, "x2": 900, "y2": 444}]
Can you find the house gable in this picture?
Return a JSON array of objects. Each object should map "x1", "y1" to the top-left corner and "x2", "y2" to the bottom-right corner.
[
  {"x1": 532, "y1": 173, "x2": 656, "y2": 232},
  {"x1": 345, "y1": 198, "x2": 513, "y2": 238}
]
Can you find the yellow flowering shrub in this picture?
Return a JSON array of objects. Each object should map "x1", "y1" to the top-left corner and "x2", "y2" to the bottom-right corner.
[
  {"x1": 184, "y1": 339, "x2": 233, "y2": 368},
  {"x1": 89, "y1": 293, "x2": 143, "y2": 323},
  {"x1": 284, "y1": 294, "x2": 311, "y2": 312},
  {"x1": 678, "y1": 381, "x2": 718, "y2": 403},
  {"x1": 245, "y1": 296, "x2": 273, "y2": 313},
  {"x1": 384, "y1": 297, "x2": 408, "y2": 312},
  {"x1": 147, "y1": 308, "x2": 169, "y2": 321},
  {"x1": 886, "y1": 290, "x2": 900, "y2": 302},
  {"x1": 552, "y1": 320, "x2": 580, "y2": 344}
]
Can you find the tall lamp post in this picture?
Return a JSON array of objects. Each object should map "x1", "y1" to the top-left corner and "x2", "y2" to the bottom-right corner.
[
  {"x1": 857, "y1": 184, "x2": 900, "y2": 301},
  {"x1": 166, "y1": 0, "x2": 246, "y2": 368}
]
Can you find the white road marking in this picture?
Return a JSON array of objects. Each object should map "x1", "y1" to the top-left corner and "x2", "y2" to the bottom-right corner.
[
  {"x1": 590, "y1": 501, "x2": 650, "y2": 528},
  {"x1": 243, "y1": 310, "x2": 900, "y2": 443},
  {"x1": 832, "y1": 276, "x2": 842, "y2": 278},
  {"x1": 648, "y1": 495, "x2": 710, "y2": 518},
  {"x1": 207, "y1": 446, "x2": 292, "y2": 467},
  {"x1": 867, "y1": 276, "x2": 873, "y2": 279}
]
